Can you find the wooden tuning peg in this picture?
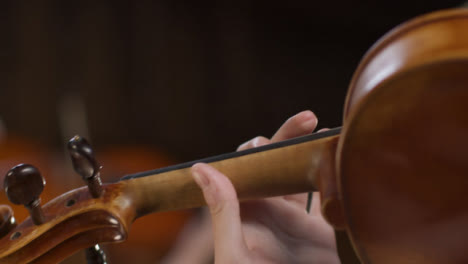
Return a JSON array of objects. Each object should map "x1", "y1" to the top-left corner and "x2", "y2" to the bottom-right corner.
[
  {"x1": 4, "y1": 164, "x2": 46, "y2": 225},
  {"x1": 85, "y1": 244, "x2": 108, "y2": 264},
  {"x1": 0, "y1": 205, "x2": 16, "y2": 238},
  {"x1": 67, "y1": 135, "x2": 103, "y2": 198}
]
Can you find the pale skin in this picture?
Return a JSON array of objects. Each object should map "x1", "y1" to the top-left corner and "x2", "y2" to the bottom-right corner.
[{"x1": 191, "y1": 110, "x2": 341, "y2": 264}]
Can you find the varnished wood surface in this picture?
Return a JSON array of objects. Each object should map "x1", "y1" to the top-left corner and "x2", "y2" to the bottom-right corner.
[
  {"x1": 339, "y1": 8, "x2": 468, "y2": 264},
  {"x1": 342, "y1": 61, "x2": 468, "y2": 264},
  {"x1": 126, "y1": 134, "x2": 339, "y2": 217},
  {"x1": 1, "y1": 8, "x2": 468, "y2": 264},
  {"x1": 345, "y1": 9, "x2": 468, "y2": 116},
  {"x1": 1, "y1": 2, "x2": 461, "y2": 264},
  {"x1": 0, "y1": 133, "x2": 339, "y2": 263},
  {"x1": 0, "y1": 184, "x2": 129, "y2": 263}
]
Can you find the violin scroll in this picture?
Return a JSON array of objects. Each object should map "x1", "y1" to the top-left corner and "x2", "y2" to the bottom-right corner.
[{"x1": 0, "y1": 183, "x2": 132, "y2": 263}]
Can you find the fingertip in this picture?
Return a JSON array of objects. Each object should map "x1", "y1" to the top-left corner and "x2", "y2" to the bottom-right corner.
[
  {"x1": 191, "y1": 163, "x2": 239, "y2": 213},
  {"x1": 318, "y1": 128, "x2": 330, "y2": 133},
  {"x1": 191, "y1": 162, "x2": 219, "y2": 179},
  {"x1": 192, "y1": 163, "x2": 210, "y2": 188},
  {"x1": 191, "y1": 164, "x2": 245, "y2": 251},
  {"x1": 237, "y1": 136, "x2": 270, "y2": 151},
  {"x1": 272, "y1": 110, "x2": 318, "y2": 141},
  {"x1": 296, "y1": 110, "x2": 318, "y2": 131},
  {"x1": 297, "y1": 110, "x2": 316, "y2": 120},
  {"x1": 252, "y1": 136, "x2": 270, "y2": 148},
  {"x1": 191, "y1": 162, "x2": 210, "y2": 175},
  {"x1": 192, "y1": 163, "x2": 218, "y2": 209}
]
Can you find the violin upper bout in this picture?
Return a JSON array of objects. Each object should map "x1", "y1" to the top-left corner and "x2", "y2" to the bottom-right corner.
[{"x1": 0, "y1": 182, "x2": 133, "y2": 264}]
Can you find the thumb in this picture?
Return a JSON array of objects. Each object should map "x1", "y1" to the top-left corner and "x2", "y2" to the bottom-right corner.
[{"x1": 191, "y1": 163, "x2": 248, "y2": 260}]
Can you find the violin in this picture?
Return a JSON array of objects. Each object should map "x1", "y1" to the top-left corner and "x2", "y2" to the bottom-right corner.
[
  {"x1": 1, "y1": 8, "x2": 467, "y2": 264},
  {"x1": 0, "y1": 131, "x2": 193, "y2": 262}
]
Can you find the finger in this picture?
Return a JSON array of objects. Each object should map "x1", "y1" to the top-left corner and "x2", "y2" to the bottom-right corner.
[
  {"x1": 309, "y1": 192, "x2": 323, "y2": 216},
  {"x1": 191, "y1": 163, "x2": 248, "y2": 258},
  {"x1": 237, "y1": 135, "x2": 308, "y2": 206},
  {"x1": 283, "y1": 193, "x2": 308, "y2": 207},
  {"x1": 271, "y1": 110, "x2": 318, "y2": 142},
  {"x1": 237, "y1": 136, "x2": 270, "y2": 151},
  {"x1": 317, "y1": 128, "x2": 330, "y2": 133},
  {"x1": 271, "y1": 111, "x2": 317, "y2": 205}
]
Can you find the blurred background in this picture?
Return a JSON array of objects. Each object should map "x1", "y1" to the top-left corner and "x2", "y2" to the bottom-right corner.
[{"x1": 0, "y1": 0, "x2": 465, "y2": 263}]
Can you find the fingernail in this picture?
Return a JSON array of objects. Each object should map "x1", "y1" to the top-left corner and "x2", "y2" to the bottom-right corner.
[
  {"x1": 302, "y1": 118, "x2": 317, "y2": 131},
  {"x1": 193, "y1": 169, "x2": 210, "y2": 188},
  {"x1": 252, "y1": 137, "x2": 261, "y2": 147},
  {"x1": 192, "y1": 166, "x2": 217, "y2": 208}
]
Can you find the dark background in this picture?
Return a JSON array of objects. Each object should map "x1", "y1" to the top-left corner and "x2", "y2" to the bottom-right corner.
[
  {"x1": 0, "y1": 1, "x2": 465, "y2": 263},
  {"x1": 1, "y1": 0, "x2": 464, "y2": 159}
]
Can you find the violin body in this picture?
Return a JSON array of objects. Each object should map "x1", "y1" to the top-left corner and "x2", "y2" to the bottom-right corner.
[
  {"x1": 0, "y1": 8, "x2": 467, "y2": 264},
  {"x1": 335, "y1": 9, "x2": 468, "y2": 263}
]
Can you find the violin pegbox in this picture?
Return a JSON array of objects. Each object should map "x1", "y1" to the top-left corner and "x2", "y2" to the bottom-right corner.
[{"x1": 0, "y1": 136, "x2": 133, "y2": 263}]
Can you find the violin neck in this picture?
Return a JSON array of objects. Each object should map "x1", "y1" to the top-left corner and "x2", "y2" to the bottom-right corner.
[{"x1": 121, "y1": 128, "x2": 341, "y2": 218}]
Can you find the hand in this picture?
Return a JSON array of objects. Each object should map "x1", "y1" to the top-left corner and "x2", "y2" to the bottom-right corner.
[{"x1": 191, "y1": 111, "x2": 340, "y2": 264}]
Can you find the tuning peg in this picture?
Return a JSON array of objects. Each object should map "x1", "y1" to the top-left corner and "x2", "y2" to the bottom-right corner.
[
  {"x1": 67, "y1": 135, "x2": 103, "y2": 198},
  {"x1": 85, "y1": 244, "x2": 108, "y2": 264},
  {"x1": 0, "y1": 205, "x2": 16, "y2": 238},
  {"x1": 4, "y1": 164, "x2": 45, "y2": 225}
]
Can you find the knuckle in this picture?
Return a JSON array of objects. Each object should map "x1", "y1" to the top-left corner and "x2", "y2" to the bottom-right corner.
[
  {"x1": 210, "y1": 198, "x2": 238, "y2": 217},
  {"x1": 210, "y1": 202, "x2": 224, "y2": 216}
]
